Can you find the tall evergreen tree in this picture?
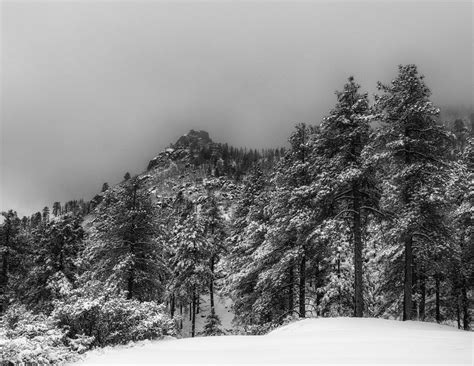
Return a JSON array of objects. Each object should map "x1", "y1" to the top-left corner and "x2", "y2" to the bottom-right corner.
[
  {"x1": 447, "y1": 137, "x2": 473, "y2": 329},
  {"x1": 169, "y1": 207, "x2": 211, "y2": 337},
  {"x1": 52, "y1": 202, "x2": 61, "y2": 217},
  {"x1": 201, "y1": 181, "x2": 227, "y2": 310},
  {"x1": 372, "y1": 65, "x2": 453, "y2": 320},
  {"x1": 23, "y1": 214, "x2": 84, "y2": 309},
  {"x1": 0, "y1": 211, "x2": 22, "y2": 313},
  {"x1": 42, "y1": 206, "x2": 50, "y2": 224},
  {"x1": 85, "y1": 179, "x2": 168, "y2": 301},
  {"x1": 312, "y1": 77, "x2": 378, "y2": 317},
  {"x1": 224, "y1": 165, "x2": 275, "y2": 325}
]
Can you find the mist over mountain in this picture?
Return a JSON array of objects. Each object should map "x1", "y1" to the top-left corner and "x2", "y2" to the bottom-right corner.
[{"x1": 1, "y1": 1, "x2": 472, "y2": 216}]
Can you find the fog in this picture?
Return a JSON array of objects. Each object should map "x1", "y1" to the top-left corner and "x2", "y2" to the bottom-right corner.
[{"x1": 1, "y1": 1, "x2": 472, "y2": 216}]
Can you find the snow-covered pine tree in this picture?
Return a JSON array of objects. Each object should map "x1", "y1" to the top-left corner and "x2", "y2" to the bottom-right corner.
[
  {"x1": 269, "y1": 123, "x2": 319, "y2": 318},
  {"x1": 226, "y1": 124, "x2": 325, "y2": 324},
  {"x1": 200, "y1": 180, "x2": 227, "y2": 310},
  {"x1": 372, "y1": 64, "x2": 454, "y2": 321},
  {"x1": 312, "y1": 77, "x2": 378, "y2": 317},
  {"x1": 42, "y1": 206, "x2": 50, "y2": 224},
  {"x1": 224, "y1": 165, "x2": 274, "y2": 325},
  {"x1": 0, "y1": 211, "x2": 22, "y2": 313},
  {"x1": 447, "y1": 136, "x2": 473, "y2": 329},
  {"x1": 200, "y1": 308, "x2": 225, "y2": 336},
  {"x1": 23, "y1": 214, "x2": 84, "y2": 310},
  {"x1": 169, "y1": 201, "x2": 212, "y2": 337},
  {"x1": 85, "y1": 178, "x2": 168, "y2": 302},
  {"x1": 52, "y1": 202, "x2": 61, "y2": 217}
]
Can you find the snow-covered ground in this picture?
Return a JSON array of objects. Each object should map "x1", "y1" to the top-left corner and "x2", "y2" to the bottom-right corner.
[{"x1": 76, "y1": 318, "x2": 472, "y2": 365}]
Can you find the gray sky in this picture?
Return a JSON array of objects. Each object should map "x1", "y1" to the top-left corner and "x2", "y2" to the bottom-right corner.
[{"x1": 1, "y1": 0, "x2": 472, "y2": 217}]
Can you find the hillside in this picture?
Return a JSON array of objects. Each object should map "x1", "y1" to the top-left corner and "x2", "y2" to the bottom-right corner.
[{"x1": 77, "y1": 318, "x2": 473, "y2": 365}]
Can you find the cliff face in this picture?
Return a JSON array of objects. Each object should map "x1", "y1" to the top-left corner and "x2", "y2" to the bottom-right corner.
[
  {"x1": 147, "y1": 130, "x2": 216, "y2": 171},
  {"x1": 175, "y1": 130, "x2": 212, "y2": 148}
]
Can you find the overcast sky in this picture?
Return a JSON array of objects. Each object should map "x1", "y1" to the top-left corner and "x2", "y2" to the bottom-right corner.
[{"x1": 1, "y1": 0, "x2": 472, "y2": 217}]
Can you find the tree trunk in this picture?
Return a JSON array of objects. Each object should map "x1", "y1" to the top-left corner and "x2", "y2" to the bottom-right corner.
[
  {"x1": 210, "y1": 255, "x2": 215, "y2": 309},
  {"x1": 180, "y1": 303, "x2": 183, "y2": 330},
  {"x1": 402, "y1": 130, "x2": 414, "y2": 322},
  {"x1": 456, "y1": 295, "x2": 461, "y2": 329},
  {"x1": 435, "y1": 275, "x2": 441, "y2": 323},
  {"x1": 170, "y1": 293, "x2": 175, "y2": 318},
  {"x1": 315, "y1": 263, "x2": 320, "y2": 317},
  {"x1": 299, "y1": 255, "x2": 306, "y2": 318},
  {"x1": 191, "y1": 291, "x2": 197, "y2": 338},
  {"x1": 337, "y1": 254, "x2": 342, "y2": 315},
  {"x1": 127, "y1": 270, "x2": 134, "y2": 300},
  {"x1": 403, "y1": 234, "x2": 413, "y2": 321},
  {"x1": 412, "y1": 261, "x2": 418, "y2": 318},
  {"x1": 461, "y1": 276, "x2": 470, "y2": 330},
  {"x1": 288, "y1": 266, "x2": 294, "y2": 312},
  {"x1": 419, "y1": 270, "x2": 426, "y2": 321},
  {"x1": 353, "y1": 185, "x2": 363, "y2": 317}
]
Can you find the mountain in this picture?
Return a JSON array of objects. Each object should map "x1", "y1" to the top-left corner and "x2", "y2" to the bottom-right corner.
[{"x1": 83, "y1": 129, "x2": 280, "y2": 337}]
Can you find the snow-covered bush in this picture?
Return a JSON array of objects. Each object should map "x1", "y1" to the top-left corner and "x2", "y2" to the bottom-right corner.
[
  {"x1": 200, "y1": 308, "x2": 225, "y2": 336},
  {"x1": 0, "y1": 304, "x2": 89, "y2": 364},
  {"x1": 53, "y1": 294, "x2": 176, "y2": 347}
]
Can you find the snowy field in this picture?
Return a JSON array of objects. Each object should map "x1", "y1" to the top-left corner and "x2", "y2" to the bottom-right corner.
[{"x1": 76, "y1": 318, "x2": 472, "y2": 365}]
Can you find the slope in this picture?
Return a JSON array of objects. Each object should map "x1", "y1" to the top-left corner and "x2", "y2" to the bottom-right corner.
[{"x1": 76, "y1": 318, "x2": 472, "y2": 365}]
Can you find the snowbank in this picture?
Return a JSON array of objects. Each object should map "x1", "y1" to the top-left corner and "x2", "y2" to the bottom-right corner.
[{"x1": 76, "y1": 318, "x2": 472, "y2": 365}]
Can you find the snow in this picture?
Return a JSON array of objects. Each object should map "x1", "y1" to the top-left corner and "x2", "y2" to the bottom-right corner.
[{"x1": 76, "y1": 318, "x2": 472, "y2": 365}]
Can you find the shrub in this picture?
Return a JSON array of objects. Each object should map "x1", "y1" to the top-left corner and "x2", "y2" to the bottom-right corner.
[
  {"x1": 0, "y1": 305, "x2": 90, "y2": 365},
  {"x1": 52, "y1": 294, "x2": 176, "y2": 347}
]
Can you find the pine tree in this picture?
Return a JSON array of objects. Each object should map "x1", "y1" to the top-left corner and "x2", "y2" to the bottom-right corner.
[
  {"x1": 85, "y1": 178, "x2": 168, "y2": 301},
  {"x1": 31, "y1": 212, "x2": 42, "y2": 228},
  {"x1": 42, "y1": 206, "x2": 50, "y2": 224},
  {"x1": 0, "y1": 211, "x2": 22, "y2": 312},
  {"x1": 201, "y1": 308, "x2": 224, "y2": 336},
  {"x1": 224, "y1": 165, "x2": 275, "y2": 325},
  {"x1": 201, "y1": 181, "x2": 227, "y2": 310},
  {"x1": 372, "y1": 65, "x2": 453, "y2": 321},
  {"x1": 281, "y1": 123, "x2": 316, "y2": 318},
  {"x1": 52, "y1": 202, "x2": 61, "y2": 217},
  {"x1": 169, "y1": 208, "x2": 211, "y2": 337},
  {"x1": 23, "y1": 214, "x2": 84, "y2": 309},
  {"x1": 258, "y1": 123, "x2": 320, "y2": 319},
  {"x1": 312, "y1": 77, "x2": 378, "y2": 317},
  {"x1": 447, "y1": 137, "x2": 473, "y2": 329}
]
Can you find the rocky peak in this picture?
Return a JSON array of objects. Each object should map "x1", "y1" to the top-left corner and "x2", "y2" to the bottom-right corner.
[
  {"x1": 174, "y1": 130, "x2": 213, "y2": 149},
  {"x1": 147, "y1": 130, "x2": 215, "y2": 171}
]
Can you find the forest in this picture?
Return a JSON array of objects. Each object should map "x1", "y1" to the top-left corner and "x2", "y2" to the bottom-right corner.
[{"x1": 0, "y1": 64, "x2": 472, "y2": 363}]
